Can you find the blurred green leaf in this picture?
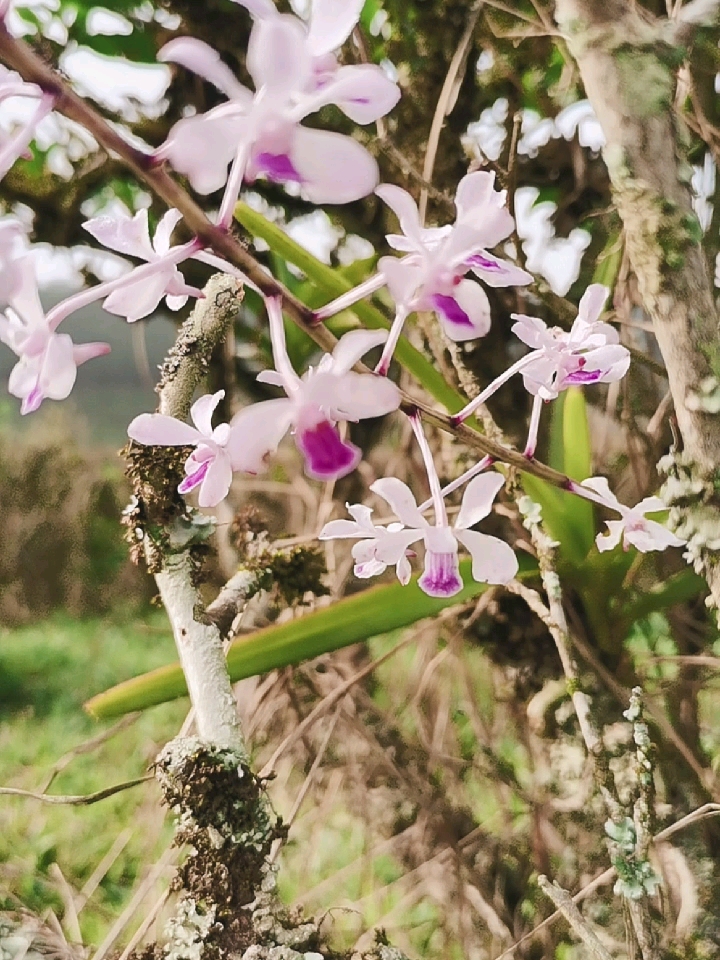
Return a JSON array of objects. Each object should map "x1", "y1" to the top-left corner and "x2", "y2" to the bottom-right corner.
[
  {"x1": 560, "y1": 387, "x2": 595, "y2": 558},
  {"x1": 85, "y1": 554, "x2": 536, "y2": 719},
  {"x1": 620, "y1": 568, "x2": 706, "y2": 626}
]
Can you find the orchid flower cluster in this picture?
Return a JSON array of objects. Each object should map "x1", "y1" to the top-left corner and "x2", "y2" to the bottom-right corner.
[{"x1": 0, "y1": 0, "x2": 687, "y2": 599}]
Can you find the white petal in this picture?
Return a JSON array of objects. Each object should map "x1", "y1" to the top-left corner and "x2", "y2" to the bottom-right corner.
[
  {"x1": 319, "y1": 518, "x2": 364, "y2": 540},
  {"x1": 330, "y1": 328, "x2": 388, "y2": 374},
  {"x1": 247, "y1": 15, "x2": 311, "y2": 96},
  {"x1": 307, "y1": 0, "x2": 364, "y2": 55},
  {"x1": 373, "y1": 527, "x2": 424, "y2": 564},
  {"x1": 511, "y1": 314, "x2": 551, "y2": 349},
  {"x1": 578, "y1": 283, "x2": 609, "y2": 324},
  {"x1": 103, "y1": 269, "x2": 170, "y2": 322},
  {"x1": 456, "y1": 472, "x2": 505, "y2": 529},
  {"x1": 128, "y1": 413, "x2": 201, "y2": 446},
  {"x1": 82, "y1": 209, "x2": 153, "y2": 260},
  {"x1": 376, "y1": 184, "x2": 423, "y2": 243},
  {"x1": 625, "y1": 520, "x2": 685, "y2": 552},
  {"x1": 395, "y1": 553, "x2": 412, "y2": 585},
  {"x1": 454, "y1": 529, "x2": 518, "y2": 584},
  {"x1": 454, "y1": 170, "x2": 497, "y2": 221},
  {"x1": 7, "y1": 256, "x2": 45, "y2": 327},
  {"x1": 466, "y1": 251, "x2": 533, "y2": 288},
  {"x1": 161, "y1": 108, "x2": 247, "y2": 195},
  {"x1": 318, "y1": 370, "x2": 401, "y2": 420},
  {"x1": 312, "y1": 64, "x2": 400, "y2": 124},
  {"x1": 198, "y1": 452, "x2": 234, "y2": 507},
  {"x1": 290, "y1": 127, "x2": 378, "y2": 203},
  {"x1": 634, "y1": 496, "x2": 666, "y2": 515},
  {"x1": 153, "y1": 209, "x2": 183, "y2": 255},
  {"x1": 257, "y1": 369, "x2": 286, "y2": 387},
  {"x1": 347, "y1": 502, "x2": 378, "y2": 531},
  {"x1": 158, "y1": 38, "x2": 250, "y2": 101},
  {"x1": 580, "y1": 476, "x2": 622, "y2": 510},
  {"x1": 596, "y1": 520, "x2": 625, "y2": 552},
  {"x1": 370, "y1": 477, "x2": 425, "y2": 527},
  {"x1": 190, "y1": 390, "x2": 225, "y2": 437},
  {"x1": 38, "y1": 333, "x2": 77, "y2": 400},
  {"x1": 226, "y1": 397, "x2": 295, "y2": 473},
  {"x1": 378, "y1": 255, "x2": 422, "y2": 306}
]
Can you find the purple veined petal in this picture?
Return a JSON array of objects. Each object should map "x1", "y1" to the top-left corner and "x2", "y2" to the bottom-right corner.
[
  {"x1": 7, "y1": 256, "x2": 44, "y2": 327},
  {"x1": 319, "y1": 518, "x2": 365, "y2": 540},
  {"x1": 102, "y1": 268, "x2": 170, "y2": 323},
  {"x1": 72, "y1": 341, "x2": 111, "y2": 367},
  {"x1": 596, "y1": 519, "x2": 625, "y2": 553},
  {"x1": 577, "y1": 283, "x2": 609, "y2": 325},
  {"x1": 370, "y1": 477, "x2": 426, "y2": 527},
  {"x1": 247, "y1": 15, "x2": 312, "y2": 97},
  {"x1": 160, "y1": 107, "x2": 247, "y2": 195},
  {"x1": 158, "y1": 38, "x2": 251, "y2": 102},
  {"x1": 289, "y1": 127, "x2": 379, "y2": 204},
  {"x1": 568, "y1": 344, "x2": 630, "y2": 386},
  {"x1": 431, "y1": 279, "x2": 491, "y2": 342},
  {"x1": 465, "y1": 251, "x2": 533, "y2": 288},
  {"x1": 331, "y1": 328, "x2": 389, "y2": 375},
  {"x1": 152, "y1": 209, "x2": 184, "y2": 256},
  {"x1": 226, "y1": 397, "x2": 295, "y2": 473},
  {"x1": 376, "y1": 184, "x2": 423, "y2": 244},
  {"x1": 198, "y1": 451, "x2": 234, "y2": 507},
  {"x1": 128, "y1": 413, "x2": 201, "y2": 447},
  {"x1": 82, "y1": 209, "x2": 153, "y2": 260},
  {"x1": 455, "y1": 472, "x2": 505, "y2": 530},
  {"x1": 454, "y1": 529, "x2": 519, "y2": 585},
  {"x1": 306, "y1": 64, "x2": 400, "y2": 124},
  {"x1": 378, "y1": 255, "x2": 422, "y2": 307},
  {"x1": 190, "y1": 390, "x2": 225, "y2": 437},
  {"x1": 562, "y1": 366, "x2": 605, "y2": 385},
  {"x1": 295, "y1": 418, "x2": 362, "y2": 481},
  {"x1": 624, "y1": 519, "x2": 685, "y2": 552},
  {"x1": 178, "y1": 456, "x2": 211, "y2": 495},
  {"x1": 418, "y1": 546, "x2": 463, "y2": 598},
  {"x1": 307, "y1": 0, "x2": 365, "y2": 56}
]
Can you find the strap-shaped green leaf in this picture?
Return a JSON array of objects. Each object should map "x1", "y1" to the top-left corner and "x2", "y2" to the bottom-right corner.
[{"x1": 85, "y1": 554, "x2": 534, "y2": 720}]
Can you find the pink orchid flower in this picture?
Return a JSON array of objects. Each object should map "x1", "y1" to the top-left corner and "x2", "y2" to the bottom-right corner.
[
  {"x1": 320, "y1": 417, "x2": 517, "y2": 598},
  {"x1": 225, "y1": 296, "x2": 401, "y2": 482},
  {"x1": 0, "y1": 257, "x2": 110, "y2": 414},
  {"x1": 82, "y1": 209, "x2": 203, "y2": 322},
  {"x1": 365, "y1": 173, "x2": 532, "y2": 373},
  {"x1": 0, "y1": 65, "x2": 55, "y2": 181},
  {"x1": 157, "y1": 5, "x2": 398, "y2": 225},
  {"x1": 580, "y1": 477, "x2": 686, "y2": 554},
  {"x1": 128, "y1": 390, "x2": 236, "y2": 508}
]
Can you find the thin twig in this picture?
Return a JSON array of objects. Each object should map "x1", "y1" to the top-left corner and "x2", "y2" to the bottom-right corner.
[
  {"x1": 0, "y1": 776, "x2": 153, "y2": 805},
  {"x1": 537, "y1": 876, "x2": 614, "y2": 960}
]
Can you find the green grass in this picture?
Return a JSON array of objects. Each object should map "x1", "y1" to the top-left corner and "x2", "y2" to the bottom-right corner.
[{"x1": 0, "y1": 610, "x2": 188, "y2": 946}]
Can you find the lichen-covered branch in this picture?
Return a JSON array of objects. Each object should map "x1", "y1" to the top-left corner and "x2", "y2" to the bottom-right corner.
[{"x1": 554, "y1": 0, "x2": 720, "y2": 610}]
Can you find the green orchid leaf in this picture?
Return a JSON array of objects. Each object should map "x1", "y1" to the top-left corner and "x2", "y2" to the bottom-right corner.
[{"x1": 85, "y1": 554, "x2": 535, "y2": 720}]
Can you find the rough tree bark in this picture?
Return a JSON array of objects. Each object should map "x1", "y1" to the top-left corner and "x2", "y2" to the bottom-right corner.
[{"x1": 555, "y1": 0, "x2": 720, "y2": 611}]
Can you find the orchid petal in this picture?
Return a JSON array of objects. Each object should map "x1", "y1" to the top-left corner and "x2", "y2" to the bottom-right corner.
[
  {"x1": 227, "y1": 397, "x2": 295, "y2": 473},
  {"x1": 331, "y1": 328, "x2": 388, "y2": 374},
  {"x1": 625, "y1": 520, "x2": 685, "y2": 552},
  {"x1": 289, "y1": 127, "x2": 378, "y2": 203},
  {"x1": 82, "y1": 210, "x2": 153, "y2": 260},
  {"x1": 578, "y1": 283, "x2": 609, "y2": 324},
  {"x1": 165, "y1": 294, "x2": 189, "y2": 311},
  {"x1": 128, "y1": 413, "x2": 201, "y2": 447},
  {"x1": 454, "y1": 529, "x2": 518, "y2": 584},
  {"x1": 158, "y1": 38, "x2": 251, "y2": 101},
  {"x1": 319, "y1": 518, "x2": 366, "y2": 539},
  {"x1": 396, "y1": 553, "x2": 412, "y2": 585},
  {"x1": 307, "y1": 0, "x2": 364, "y2": 55},
  {"x1": 72, "y1": 341, "x2": 111, "y2": 366},
  {"x1": 373, "y1": 527, "x2": 424, "y2": 564},
  {"x1": 190, "y1": 390, "x2": 225, "y2": 437},
  {"x1": 257, "y1": 369, "x2": 286, "y2": 388},
  {"x1": 152, "y1": 209, "x2": 183, "y2": 256},
  {"x1": 511, "y1": 314, "x2": 552, "y2": 350},
  {"x1": 455, "y1": 472, "x2": 505, "y2": 530},
  {"x1": 580, "y1": 476, "x2": 622, "y2": 510},
  {"x1": 295, "y1": 418, "x2": 361, "y2": 481},
  {"x1": 247, "y1": 15, "x2": 311, "y2": 96},
  {"x1": 38, "y1": 332, "x2": 77, "y2": 401},
  {"x1": 7, "y1": 256, "x2": 44, "y2": 327},
  {"x1": 198, "y1": 452, "x2": 234, "y2": 507},
  {"x1": 376, "y1": 184, "x2": 423, "y2": 243},
  {"x1": 160, "y1": 108, "x2": 247, "y2": 195},
  {"x1": 378, "y1": 255, "x2": 422, "y2": 307},
  {"x1": 370, "y1": 477, "x2": 426, "y2": 527},
  {"x1": 103, "y1": 269, "x2": 170, "y2": 322},
  {"x1": 347, "y1": 503, "x2": 378, "y2": 530},
  {"x1": 466, "y1": 251, "x2": 533, "y2": 288},
  {"x1": 301, "y1": 369, "x2": 400, "y2": 421},
  {"x1": 596, "y1": 520, "x2": 624, "y2": 552},
  {"x1": 432, "y1": 279, "x2": 491, "y2": 342},
  {"x1": 310, "y1": 64, "x2": 400, "y2": 124},
  {"x1": 634, "y1": 496, "x2": 666, "y2": 515},
  {"x1": 454, "y1": 171, "x2": 498, "y2": 221},
  {"x1": 354, "y1": 557, "x2": 388, "y2": 579}
]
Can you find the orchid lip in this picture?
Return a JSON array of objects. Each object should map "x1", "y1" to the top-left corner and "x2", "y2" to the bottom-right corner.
[
  {"x1": 253, "y1": 151, "x2": 303, "y2": 184},
  {"x1": 564, "y1": 368, "x2": 603, "y2": 384},
  {"x1": 296, "y1": 419, "x2": 361, "y2": 481},
  {"x1": 465, "y1": 253, "x2": 504, "y2": 272},
  {"x1": 418, "y1": 550, "x2": 463, "y2": 598},
  {"x1": 178, "y1": 458, "x2": 210, "y2": 494},
  {"x1": 431, "y1": 293, "x2": 473, "y2": 328}
]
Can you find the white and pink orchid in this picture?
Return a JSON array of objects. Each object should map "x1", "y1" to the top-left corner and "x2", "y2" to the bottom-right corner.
[
  {"x1": 0, "y1": 257, "x2": 110, "y2": 414},
  {"x1": 321, "y1": 417, "x2": 517, "y2": 598},
  {"x1": 82, "y1": 209, "x2": 203, "y2": 322},
  {"x1": 0, "y1": 65, "x2": 55, "y2": 181},
  {"x1": 579, "y1": 477, "x2": 686, "y2": 554},
  {"x1": 226, "y1": 297, "x2": 401, "y2": 482},
  {"x1": 316, "y1": 172, "x2": 532, "y2": 375},
  {"x1": 156, "y1": 3, "x2": 398, "y2": 224},
  {"x1": 0, "y1": 216, "x2": 28, "y2": 306},
  {"x1": 128, "y1": 390, "x2": 235, "y2": 508}
]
